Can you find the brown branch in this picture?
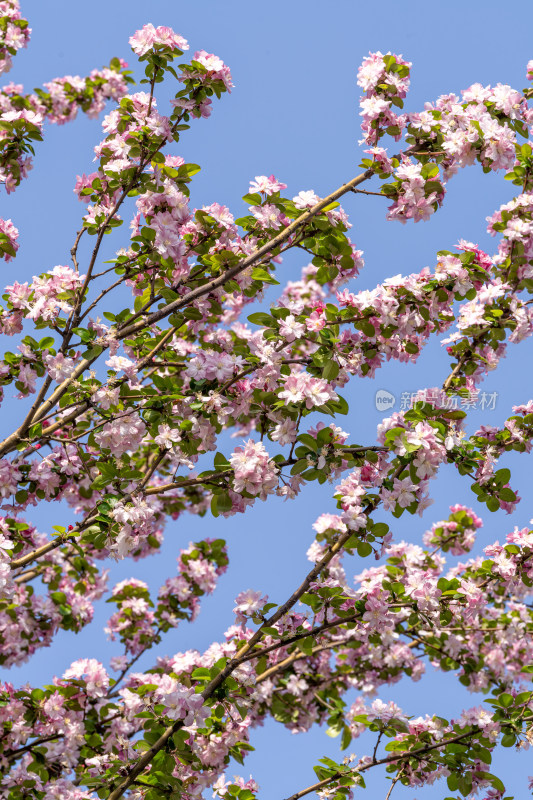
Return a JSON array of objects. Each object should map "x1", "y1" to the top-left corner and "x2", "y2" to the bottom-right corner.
[
  {"x1": 11, "y1": 530, "x2": 77, "y2": 570},
  {"x1": 384, "y1": 769, "x2": 404, "y2": 800},
  {"x1": 372, "y1": 730, "x2": 384, "y2": 763},
  {"x1": 116, "y1": 168, "x2": 375, "y2": 341},
  {"x1": 10, "y1": 324, "x2": 182, "y2": 460},
  {"x1": 282, "y1": 727, "x2": 488, "y2": 800},
  {"x1": 257, "y1": 635, "x2": 360, "y2": 685},
  {"x1": 14, "y1": 566, "x2": 44, "y2": 584},
  {"x1": 351, "y1": 188, "x2": 389, "y2": 198},
  {"x1": 70, "y1": 227, "x2": 85, "y2": 274},
  {"x1": 244, "y1": 613, "x2": 361, "y2": 668},
  {"x1": 76, "y1": 273, "x2": 133, "y2": 326},
  {"x1": 144, "y1": 470, "x2": 232, "y2": 496},
  {"x1": 5, "y1": 733, "x2": 64, "y2": 762},
  {"x1": 16, "y1": 376, "x2": 54, "y2": 441}
]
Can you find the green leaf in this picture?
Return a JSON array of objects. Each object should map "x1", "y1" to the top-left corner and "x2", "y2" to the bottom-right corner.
[
  {"x1": 83, "y1": 345, "x2": 103, "y2": 360},
  {"x1": 214, "y1": 452, "x2": 230, "y2": 469},
  {"x1": 297, "y1": 433, "x2": 318, "y2": 451},
  {"x1": 182, "y1": 163, "x2": 201, "y2": 177},
  {"x1": 247, "y1": 312, "x2": 275, "y2": 327},
  {"x1": 499, "y1": 488, "x2": 516, "y2": 502},
  {"x1": 322, "y1": 360, "x2": 340, "y2": 381},
  {"x1": 500, "y1": 733, "x2": 516, "y2": 747},
  {"x1": 340, "y1": 725, "x2": 352, "y2": 751},
  {"x1": 296, "y1": 637, "x2": 314, "y2": 656},
  {"x1": 499, "y1": 692, "x2": 514, "y2": 708},
  {"x1": 38, "y1": 336, "x2": 56, "y2": 350},
  {"x1": 242, "y1": 192, "x2": 262, "y2": 206},
  {"x1": 457, "y1": 773, "x2": 473, "y2": 797},
  {"x1": 486, "y1": 496, "x2": 500, "y2": 512},
  {"x1": 447, "y1": 773, "x2": 458, "y2": 791},
  {"x1": 191, "y1": 668, "x2": 211, "y2": 680},
  {"x1": 372, "y1": 522, "x2": 389, "y2": 537},
  {"x1": 494, "y1": 468, "x2": 511, "y2": 485},
  {"x1": 251, "y1": 267, "x2": 279, "y2": 284},
  {"x1": 216, "y1": 492, "x2": 233, "y2": 513},
  {"x1": 290, "y1": 459, "x2": 309, "y2": 475}
]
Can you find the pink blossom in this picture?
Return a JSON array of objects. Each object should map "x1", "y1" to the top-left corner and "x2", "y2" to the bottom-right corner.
[
  {"x1": 230, "y1": 440, "x2": 278, "y2": 498},
  {"x1": 293, "y1": 190, "x2": 319, "y2": 209},
  {"x1": 129, "y1": 24, "x2": 188, "y2": 57},
  {"x1": 251, "y1": 203, "x2": 286, "y2": 230},
  {"x1": 0, "y1": 217, "x2": 19, "y2": 261},
  {"x1": 61, "y1": 658, "x2": 109, "y2": 698},
  {"x1": 191, "y1": 50, "x2": 233, "y2": 91},
  {"x1": 44, "y1": 353, "x2": 78, "y2": 382},
  {"x1": 94, "y1": 414, "x2": 146, "y2": 457},
  {"x1": 367, "y1": 698, "x2": 408, "y2": 724},
  {"x1": 233, "y1": 589, "x2": 268, "y2": 619},
  {"x1": 159, "y1": 682, "x2": 209, "y2": 726},
  {"x1": 278, "y1": 314, "x2": 305, "y2": 342},
  {"x1": 249, "y1": 175, "x2": 287, "y2": 195},
  {"x1": 278, "y1": 372, "x2": 338, "y2": 409}
]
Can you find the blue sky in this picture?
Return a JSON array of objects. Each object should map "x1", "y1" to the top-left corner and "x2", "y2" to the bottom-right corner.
[{"x1": 3, "y1": 1, "x2": 533, "y2": 797}]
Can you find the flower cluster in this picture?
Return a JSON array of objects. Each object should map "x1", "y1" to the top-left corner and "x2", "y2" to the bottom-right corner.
[
  {"x1": 0, "y1": 61, "x2": 131, "y2": 194},
  {"x1": 106, "y1": 538, "x2": 227, "y2": 659},
  {"x1": 0, "y1": 0, "x2": 29, "y2": 74},
  {"x1": 229, "y1": 440, "x2": 279, "y2": 498},
  {"x1": 357, "y1": 51, "x2": 411, "y2": 145},
  {"x1": 0, "y1": 216, "x2": 18, "y2": 261},
  {"x1": 129, "y1": 23, "x2": 189, "y2": 57},
  {"x1": 422, "y1": 504, "x2": 483, "y2": 555},
  {"x1": 361, "y1": 55, "x2": 533, "y2": 224}
]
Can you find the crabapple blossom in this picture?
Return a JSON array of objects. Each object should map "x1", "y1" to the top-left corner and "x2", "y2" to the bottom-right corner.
[
  {"x1": 249, "y1": 175, "x2": 288, "y2": 195},
  {"x1": 233, "y1": 589, "x2": 268, "y2": 623},
  {"x1": 0, "y1": 217, "x2": 18, "y2": 261},
  {"x1": 0, "y1": 0, "x2": 29, "y2": 75},
  {"x1": 129, "y1": 23, "x2": 188, "y2": 57},
  {"x1": 229, "y1": 440, "x2": 278, "y2": 498}
]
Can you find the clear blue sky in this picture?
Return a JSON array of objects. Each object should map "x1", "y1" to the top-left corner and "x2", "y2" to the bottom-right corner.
[{"x1": 3, "y1": 1, "x2": 533, "y2": 797}]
